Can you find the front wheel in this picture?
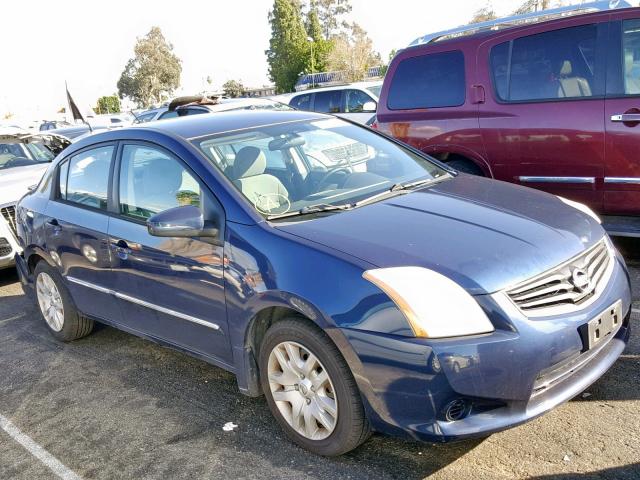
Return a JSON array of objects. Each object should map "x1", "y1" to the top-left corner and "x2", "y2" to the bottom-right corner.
[{"x1": 259, "y1": 319, "x2": 371, "y2": 456}]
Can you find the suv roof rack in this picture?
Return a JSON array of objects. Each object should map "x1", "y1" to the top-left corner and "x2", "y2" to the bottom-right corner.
[{"x1": 408, "y1": 0, "x2": 632, "y2": 47}]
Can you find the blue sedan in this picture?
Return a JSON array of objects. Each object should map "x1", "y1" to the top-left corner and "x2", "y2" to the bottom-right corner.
[{"x1": 15, "y1": 110, "x2": 631, "y2": 455}]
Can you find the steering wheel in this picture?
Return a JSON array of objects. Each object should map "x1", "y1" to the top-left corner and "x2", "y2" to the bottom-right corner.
[
  {"x1": 315, "y1": 167, "x2": 352, "y2": 191},
  {"x1": 2, "y1": 156, "x2": 31, "y2": 168}
]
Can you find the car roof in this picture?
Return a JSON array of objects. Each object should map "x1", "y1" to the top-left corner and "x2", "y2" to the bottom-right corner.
[{"x1": 72, "y1": 110, "x2": 329, "y2": 145}]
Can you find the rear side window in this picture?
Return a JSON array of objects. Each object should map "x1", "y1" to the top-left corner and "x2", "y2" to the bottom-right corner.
[
  {"x1": 61, "y1": 146, "x2": 114, "y2": 210},
  {"x1": 622, "y1": 19, "x2": 640, "y2": 95},
  {"x1": 490, "y1": 24, "x2": 601, "y2": 102},
  {"x1": 313, "y1": 91, "x2": 342, "y2": 113},
  {"x1": 290, "y1": 94, "x2": 311, "y2": 110},
  {"x1": 387, "y1": 51, "x2": 465, "y2": 110}
]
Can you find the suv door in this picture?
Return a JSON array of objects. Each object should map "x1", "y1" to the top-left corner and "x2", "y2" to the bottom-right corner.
[
  {"x1": 477, "y1": 18, "x2": 608, "y2": 211},
  {"x1": 107, "y1": 143, "x2": 231, "y2": 362},
  {"x1": 342, "y1": 89, "x2": 377, "y2": 124},
  {"x1": 603, "y1": 16, "x2": 640, "y2": 215},
  {"x1": 45, "y1": 144, "x2": 121, "y2": 323}
]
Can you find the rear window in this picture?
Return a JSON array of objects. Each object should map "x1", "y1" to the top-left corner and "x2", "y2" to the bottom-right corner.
[{"x1": 387, "y1": 51, "x2": 465, "y2": 110}]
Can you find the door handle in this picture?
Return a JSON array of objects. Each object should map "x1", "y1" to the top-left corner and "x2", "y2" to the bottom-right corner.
[
  {"x1": 47, "y1": 218, "x2": 62, "y2": 233},
  {"x1": 611, "y1": 113, "x2": 640, "y2": 122}
]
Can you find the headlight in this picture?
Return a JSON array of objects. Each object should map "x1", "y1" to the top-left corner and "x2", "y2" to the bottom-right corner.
[
  {"x1": 362, "y1": 266, "x2": 494, "y2": 338},
  {"x1": 558, "y1": 196, "x2": 601, "y2": 224}
]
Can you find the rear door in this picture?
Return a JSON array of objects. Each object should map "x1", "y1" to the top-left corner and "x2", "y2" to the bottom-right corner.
[
  {"x1": 603, "y1": 15, "x2": 640, "y2": 215},
  {"x1": 107, "y1": 143, "x2": 231, "y2": 363},
  {"x1": 477, "y1": 17, "x2": 608, "y2": 211},
  {"x1": 44, "y1": 144, "x2": 121, "y2": 323}
]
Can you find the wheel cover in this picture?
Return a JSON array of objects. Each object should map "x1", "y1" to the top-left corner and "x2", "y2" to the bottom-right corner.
[
  {"x1": 267, "y1": 341, "x2": 338, "y2": 440},
  {"x1": 36, "y1": 272, "x2": 64, "y2": 332}
]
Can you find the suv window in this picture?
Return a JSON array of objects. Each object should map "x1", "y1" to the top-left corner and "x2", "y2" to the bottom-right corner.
[
  {"x1": 313, "y1": 91, "x2": 342, "y2": 113},
  {"x1": 623, "y1": 19, "x2": 640, "y2": 95},
  {"x1": 119, "y1": 145, "x2": 202, "y2": 220},
  {"x1": 345, "y1": 89, "x2": 374, "y2": 112},
  {"x1": 290, "y1": 94, "x2": 311, "y2": 110},
  {"x1": 387, "y1": 50, "x2": 465, "y2": 110},
  {"x1": 490, "y1": 24, "x2": 600, "y2": 102},
  {"x1": 61, "y1": 146, "x2": 114, "y2": 210}
]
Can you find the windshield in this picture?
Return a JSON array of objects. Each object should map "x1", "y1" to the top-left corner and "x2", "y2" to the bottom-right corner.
[
  {"x1": 193, "y1": 117, "x2": 448, "y2": 218},
  {"x1": 366, "y1": 85, "x2": 382, "y2": 98},
  {"x1": 0, "y1": 140, "x2": 53, "y2": 170}
]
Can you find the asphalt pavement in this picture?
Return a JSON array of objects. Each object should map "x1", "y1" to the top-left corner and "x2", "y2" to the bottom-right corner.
[{"x1": 0, "y1": 238, "x2": 639, "y2": 480}]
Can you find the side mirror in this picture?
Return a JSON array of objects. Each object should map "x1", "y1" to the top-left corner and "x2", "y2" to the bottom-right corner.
[
  {"x1": 147, "y1": 205, "x2": 218, "y2": 238},
  {"x1": 362, "y1": 101, "x2": 377, "y2": 113}
]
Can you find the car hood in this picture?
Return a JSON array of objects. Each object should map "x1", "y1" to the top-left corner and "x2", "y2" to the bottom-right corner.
[
  {"x1": 0, "y1": 163, "x2": 48, "y2": 205},
  {"x1": 275, "y1": 175, "x2": 605, "y2": 295}
]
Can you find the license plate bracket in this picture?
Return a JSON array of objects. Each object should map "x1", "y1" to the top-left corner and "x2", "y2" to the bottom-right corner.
[{"x1": 579, "y1": 300, "x2": 622, "y2": 351}]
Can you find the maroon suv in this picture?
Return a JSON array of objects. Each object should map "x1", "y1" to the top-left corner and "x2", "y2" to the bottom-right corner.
[{"x1": 377, "y1": 5, "x2": 640, "y2": 234}]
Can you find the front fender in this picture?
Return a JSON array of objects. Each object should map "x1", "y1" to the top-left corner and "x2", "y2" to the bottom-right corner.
[{"x1": 223, "y1": 221, "x2": 413, "y2": 399}]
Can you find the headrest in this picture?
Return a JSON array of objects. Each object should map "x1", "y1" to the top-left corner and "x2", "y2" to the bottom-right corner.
[
  {"x1": 559, "y1": 60, "x2": 572, "y2": 77},
  {"x1": 234, "y1": 146, "x2": 266, "y2": 178},
  {"x1": 625, "y1": 50, "x2": 634, "y2": 74},
  {"x1": 142, "y1": 157, "x2": 184, "y2": 194}
]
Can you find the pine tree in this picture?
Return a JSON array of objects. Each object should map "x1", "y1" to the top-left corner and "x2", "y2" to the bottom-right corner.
[{"x1": 266, "y1": 0, "x2": 309, "y2": 93}]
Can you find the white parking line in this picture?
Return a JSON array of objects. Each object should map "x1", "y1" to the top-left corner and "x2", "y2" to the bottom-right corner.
[{"x1": 0, "y1": 414, "x2": 82, "y2": 480}]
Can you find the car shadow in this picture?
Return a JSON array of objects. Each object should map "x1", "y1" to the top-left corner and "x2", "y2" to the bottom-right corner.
[
  {"x1": 0, "y1": 268, "x2": 18, "y2": 288},
  {"x1": 529, "y1": 463, "x2": 640, "y2": 479}
]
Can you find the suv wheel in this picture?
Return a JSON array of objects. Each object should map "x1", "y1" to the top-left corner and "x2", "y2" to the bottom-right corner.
[
  {"x1": 259, "y1": 318, "x2": 371, "y2": 455},
  {"x1": 448, "y1": 158, "x2": 484, "y2": 176}
]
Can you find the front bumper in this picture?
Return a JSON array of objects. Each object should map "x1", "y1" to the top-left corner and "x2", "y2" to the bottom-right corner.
[
  {"x1": 0, "y1": 217, "x2": 20, "y2": 269},
  {"x1": 341, "y1": 253, "x2": 632, "y2": 442}
]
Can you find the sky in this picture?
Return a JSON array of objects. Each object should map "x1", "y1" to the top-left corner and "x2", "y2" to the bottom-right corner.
[{"x1": 0, "y1": 0, "x2": 557, "y2": 120}]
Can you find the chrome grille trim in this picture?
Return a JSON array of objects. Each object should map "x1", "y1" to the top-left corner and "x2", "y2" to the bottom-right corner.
[
  {"x1": 506, "y1": 239, "x2": 614, "y2": 317},
  {"x1": 1, "y1": 205, "x2": 17, "y2": 240}
]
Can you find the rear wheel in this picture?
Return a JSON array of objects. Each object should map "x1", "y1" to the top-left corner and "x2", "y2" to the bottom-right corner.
[
  {"x1": 259, "y1": 318, "x2": 371, "y2": 456},
  {"x1": 34, "y1": 262, "x2": 94, "y2": 341},
  {"x1": 448, "y1": 158, "x2": 485, "y2": 176}
]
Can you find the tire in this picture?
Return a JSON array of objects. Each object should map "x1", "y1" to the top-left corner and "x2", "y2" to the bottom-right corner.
[
  {"x1": 448, "y1": 158, "x2": 485, "y2": 176},
  {"x1": 259, "y1": 318, "x2": 371, "y2": 456},
  {"x1": 34, "y1": 262, "x2": 94, "y2": 342}
]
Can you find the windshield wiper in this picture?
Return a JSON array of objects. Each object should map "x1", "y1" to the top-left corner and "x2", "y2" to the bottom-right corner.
[{"x1": 267, "y1": 203, "x2": 352, "y2": 220}]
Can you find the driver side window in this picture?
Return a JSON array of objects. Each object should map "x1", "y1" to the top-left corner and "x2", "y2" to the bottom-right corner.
[{"x1": 119, "y1": 145, "x2": 202, "y2": 221}]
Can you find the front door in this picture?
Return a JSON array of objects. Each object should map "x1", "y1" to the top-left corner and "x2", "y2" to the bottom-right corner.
[
  {"x1": 477, "y1": 19, "x2": 608, "y2": 212},
  {"x1": 45, "y1": 144, "x2": 121, "y2": 323},
  {"x1": 107, "y1": 143, "x2": 231, "y2": 363},
  {"x1": 603, "y1": 17, "x2": 640, "y2": 215}
]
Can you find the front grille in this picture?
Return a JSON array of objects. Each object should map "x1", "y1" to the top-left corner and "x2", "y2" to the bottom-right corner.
[
  {"x1": 322, "y1": 142, "x2": 368, "y2": 162},
  {"x1": 0, "y1": 238, "x2": 11, "y2": 257},
  {"x1": 507, "y1": 239, "x2": 612, "y2": 315},
  {"x1": 1, "y1": 205, "x2": 17, "y2": 239}
]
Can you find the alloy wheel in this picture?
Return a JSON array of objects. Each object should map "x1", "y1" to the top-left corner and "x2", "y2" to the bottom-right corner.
[{"x1": 36, "y1": 272, "x2": 64, "y2": 332}]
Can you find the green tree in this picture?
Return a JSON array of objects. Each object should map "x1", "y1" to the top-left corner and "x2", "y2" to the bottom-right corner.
[
  {"x1": 310, "y1": 0, "x2": 352, "y2": 40},
  {"x1": 326, "y1": 22, "x2": 381, "y2": 82},
  {"x1": 266, "y1": 0, "x2": 309, "y2": 93},
  {"x1": 222, "y1": 79, "x2": 246, "y2": 98},
  {"x1": 379, "y1": 48, "x2": 398, "y2": 77},
  {"x1": 95, "y1": 94, "x2": 121, "y2": 114},
  {"x1": 117, "y1": 27, "x2": 182, "y2": 108},
  {"x1": 305, "y1": 8, "x2": 332, "y2": 74}
]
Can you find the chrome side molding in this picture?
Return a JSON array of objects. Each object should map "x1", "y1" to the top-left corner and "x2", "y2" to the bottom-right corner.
[
  {"x1": 66, "y1": 276, "x2": 220, "y2": 331},
  {"x1": 518, "y1": 176, "x2": 595, "y2": 184},
  {"x1": 604, "y1": 177, "x2": 640, "y2": 184}
]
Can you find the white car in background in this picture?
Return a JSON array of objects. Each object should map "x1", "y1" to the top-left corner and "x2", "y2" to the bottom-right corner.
[
  {"x1": 0, "y1": 128, "x2": 70, "y2": 269},
  {"x1": 274, "y1": 81, "x2": 382, "y2": 124}
]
